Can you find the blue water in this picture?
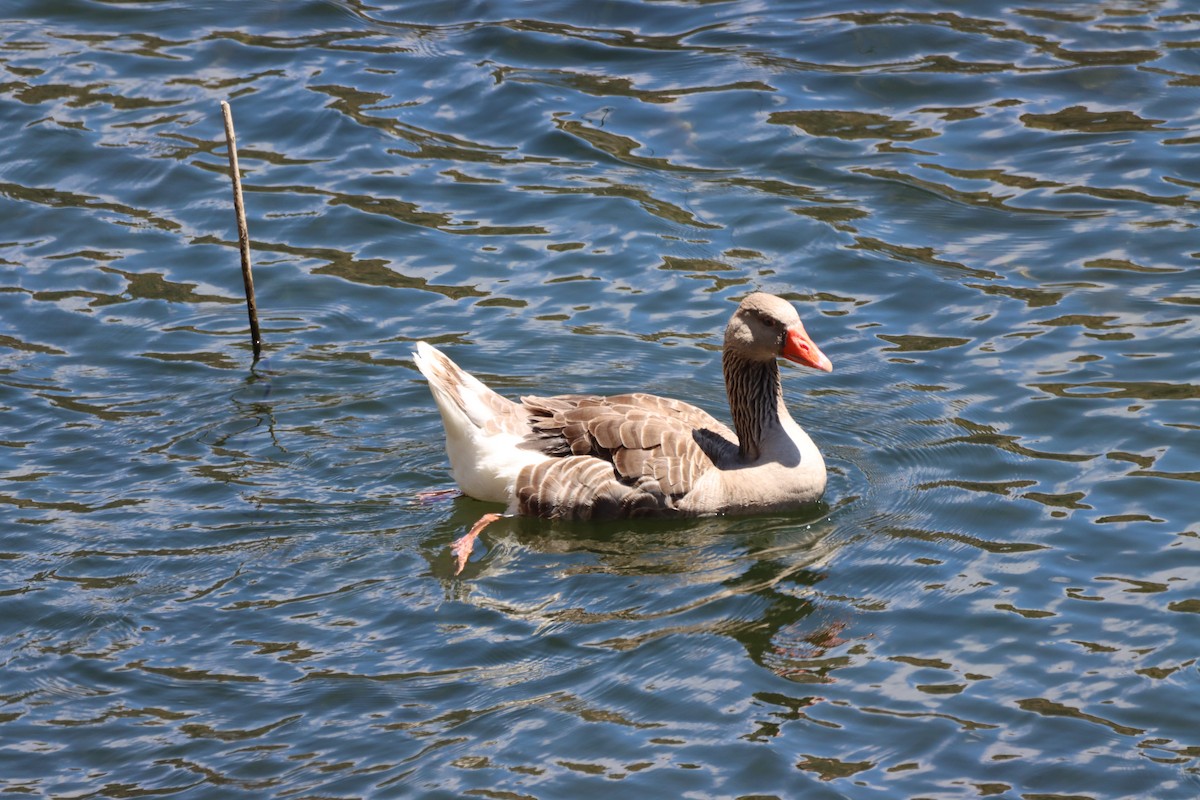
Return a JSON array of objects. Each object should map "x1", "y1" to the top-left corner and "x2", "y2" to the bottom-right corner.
[{"x1": 1, "y1": 1, "x2": 1198, "y2": 797}]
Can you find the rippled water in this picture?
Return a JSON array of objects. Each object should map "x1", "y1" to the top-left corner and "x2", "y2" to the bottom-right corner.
[{"x1": 2, "y1": 1, "x2": 1198, "y2": 797}]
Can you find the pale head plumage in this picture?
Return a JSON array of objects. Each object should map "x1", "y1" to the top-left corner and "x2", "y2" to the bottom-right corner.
[{"x1": 724, "y1": 292, "x2": 802, "y2": 361}]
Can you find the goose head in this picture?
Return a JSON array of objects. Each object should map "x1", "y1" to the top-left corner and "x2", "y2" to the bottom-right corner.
[{"x1": 724, "y1": 292, "x2": 833, "y2": 372}]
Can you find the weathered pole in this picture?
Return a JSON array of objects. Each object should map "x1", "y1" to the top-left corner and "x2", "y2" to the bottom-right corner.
[{"x1": 220, "y1": 100, "x2": 262, "y2": 361}]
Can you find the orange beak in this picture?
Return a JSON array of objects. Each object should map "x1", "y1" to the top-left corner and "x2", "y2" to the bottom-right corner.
[{"x1": 782, "y1": 326, "x2": 833, "y2": 372}]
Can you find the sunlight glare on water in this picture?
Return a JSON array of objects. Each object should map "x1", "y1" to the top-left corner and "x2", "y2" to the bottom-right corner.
[{"x1": 1, "y1": 1, "x2": 1198, "y2": 798}]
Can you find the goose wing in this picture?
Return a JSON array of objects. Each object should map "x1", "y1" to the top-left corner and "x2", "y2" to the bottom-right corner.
[{"x1": 515, "y1": 392, "x2": 738, "y2": 518}]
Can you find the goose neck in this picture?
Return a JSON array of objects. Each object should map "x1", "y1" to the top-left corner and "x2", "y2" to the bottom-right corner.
[{"x1": 723, "y1": 349, "x2": 783, "y2": 462}]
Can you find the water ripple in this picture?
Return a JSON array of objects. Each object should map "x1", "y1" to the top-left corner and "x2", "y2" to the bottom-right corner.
[{"x1": 3, "y1": 1, "x2": 1199, "y2": 797}]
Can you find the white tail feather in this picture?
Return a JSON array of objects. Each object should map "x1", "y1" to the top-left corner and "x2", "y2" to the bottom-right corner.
[{"x1": 413, "y1": 342, "x2": 545, "y2": 505}]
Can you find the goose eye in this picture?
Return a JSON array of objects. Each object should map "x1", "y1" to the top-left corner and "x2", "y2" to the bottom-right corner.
[{"x1": 746, "y1": 308, "x2": 777, "y2": 327}]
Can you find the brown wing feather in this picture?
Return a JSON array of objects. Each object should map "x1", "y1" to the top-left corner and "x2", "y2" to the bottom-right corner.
[{"x1": 515, "y1": 392, "x2": 738, "y2": 519}]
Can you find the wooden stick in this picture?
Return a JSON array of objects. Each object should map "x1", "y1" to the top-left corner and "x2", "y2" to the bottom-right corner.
[{"x1": 220, "y1": 100, "x2": 263, "y2": 361}]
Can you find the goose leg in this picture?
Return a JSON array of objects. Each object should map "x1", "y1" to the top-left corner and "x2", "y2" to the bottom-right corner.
[
  {"x1": 451, "y1": 512, "x2": 503, "y2": 575},
  {"x1": 416, "y1": 488, "x2": 460, "y2": 504}
]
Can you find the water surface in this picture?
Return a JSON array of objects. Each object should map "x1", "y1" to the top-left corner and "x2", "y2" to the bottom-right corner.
[{"x1": 1, "y1": 1, "x2": 1198, "y2": 798}]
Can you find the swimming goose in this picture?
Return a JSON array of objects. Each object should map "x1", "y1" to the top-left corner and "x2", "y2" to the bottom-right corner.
[{"x1": 414, "y1": 292, "x2": 833, "y2": 573}]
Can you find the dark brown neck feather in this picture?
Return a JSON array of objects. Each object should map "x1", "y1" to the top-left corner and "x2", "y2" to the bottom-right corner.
[{"x1": 723, "y1": 349, "x2": 782, "y2": 462}]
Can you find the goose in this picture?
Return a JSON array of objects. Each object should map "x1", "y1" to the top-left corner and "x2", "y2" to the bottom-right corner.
[{"x1": 414, "y1": 292, "x2": 833, "y2": 573}]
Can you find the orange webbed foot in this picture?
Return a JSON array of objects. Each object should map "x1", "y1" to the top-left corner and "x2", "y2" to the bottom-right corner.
[{"x1": 450, "y1": 512, "x2": 503, "y2": 575}]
